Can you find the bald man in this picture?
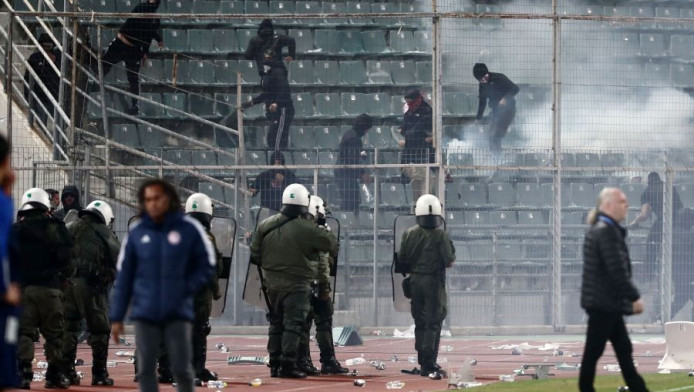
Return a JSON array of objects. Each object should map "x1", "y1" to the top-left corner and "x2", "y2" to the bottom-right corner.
[{"x1": 579, "y1": 188, "x2": 649, "y2": 392}]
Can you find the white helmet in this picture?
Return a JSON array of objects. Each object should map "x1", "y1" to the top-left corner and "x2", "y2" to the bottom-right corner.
[
  {"x1": 20, "y1": 188, "x2": 50, "y2": 212},
  {"x1": 83, "y1": 200, "x2": 114, "y2": 226},
  {"x1": 281, "y1": 183, "x2": 310, "y2": 217},
  {"x1": 307, "y1": 195, "x2": 325, "y2": 218},
  {"x1": 415, "y1": 194, "x2": 443, "y2": 228},
  {"x1": 185, "y1": 193, "x2": 213, "y2": 216}
]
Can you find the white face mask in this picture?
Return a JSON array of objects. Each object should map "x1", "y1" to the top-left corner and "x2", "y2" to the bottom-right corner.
[{"x1": 263, "y1": 65, "x2": 271, "y2": 73}]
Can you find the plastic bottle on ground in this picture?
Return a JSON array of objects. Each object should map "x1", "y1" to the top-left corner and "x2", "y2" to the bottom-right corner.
[
  {"x1": 345, "y1": 357, "x2": 366, "y2": 366},
  {"x1": 385, "y1": 380, "x2": 405, "y2": 389},
  {"x1": 206, "y1": 380, "x2": 227, "y2": 389}
]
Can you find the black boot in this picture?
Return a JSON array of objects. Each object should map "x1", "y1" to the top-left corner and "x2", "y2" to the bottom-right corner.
[
  {"x1": 126, "y1": 102, "x2": 139, "y2": 116},
  {"x1": 157, "y1": 366, "x2": 174, "y2": 384},
  {"x1": 269, "y1": 359, "x2": 280, "y2": 378},
  {"x1": 65, "y1": 367, "x2": 81, "y2": 386},
  {"x1": 44, "y1": 367, "x2": 69, "y2": 389},
  {"x1": 297, "y1": 356, "x2": 320, "y2": 376},
  {"x1": 195, "y1": 368, "x2": 218, "y2": 383},
  {"x1": 133, "y1": 357, "x2": 138, "y2": 382},
  {"x1": 320, "y1": 357, "x2": 349, "y2": 374},
  {"x1": 280, "y1": 362, "x2": 307, "y2": 379},
  {"x1": 92, "y1": 367, "x2": 114, "y2": 386},
  {"x1": 17, "y1": 370, "x2": 32, "y2": 389}
]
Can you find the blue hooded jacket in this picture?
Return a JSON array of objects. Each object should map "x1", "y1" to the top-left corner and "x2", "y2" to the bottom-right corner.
[{"x1": 110, "y1": 211, "x2": 216, "y2": 323}]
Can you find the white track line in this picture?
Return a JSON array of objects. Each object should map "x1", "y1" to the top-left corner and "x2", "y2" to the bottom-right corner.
[{"x1": 658, "y1": 386, "x2": 694, "y2": 392}]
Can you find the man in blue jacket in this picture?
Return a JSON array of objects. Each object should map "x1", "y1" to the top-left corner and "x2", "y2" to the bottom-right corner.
[{"x1": 110, "y1": 179, "x2": 216, "y2": 392}]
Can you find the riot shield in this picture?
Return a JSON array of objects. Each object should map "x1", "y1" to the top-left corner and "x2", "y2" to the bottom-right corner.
[
  {"x1": 63, "y1": 209, "x2": 79, "y2": 225},
  {"x1": 392, "y1": 215, "x2": 446, "y2": 313},
  {"x1": 127, "y1": 215, "x2": 141, "y2": 233},
  {"x1": 242, "y1": 207, "x2": 280, "y2": 310},
  {"x1": 210, "y1": 216, "x2": 237, "y2": 317},
  {"x1": 325, "y1": 217, "x2": 340, "y2": 302}
]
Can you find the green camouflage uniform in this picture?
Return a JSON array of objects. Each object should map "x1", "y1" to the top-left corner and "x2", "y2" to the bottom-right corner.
[
  {"x1": 398, "y1": 225, "x2": 455, "y2": 372},
  {"x1": 250, "y1": 213, "x2": 337, "y2": 371}
]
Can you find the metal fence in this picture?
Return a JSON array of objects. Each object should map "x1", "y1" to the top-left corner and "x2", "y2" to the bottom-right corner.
[{"x1": 3, "y1": 0, "x2": 694, "y2": 328}]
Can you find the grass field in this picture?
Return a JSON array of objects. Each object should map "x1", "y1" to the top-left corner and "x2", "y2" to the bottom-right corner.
[{"x1": 464, "y1": 373, "x2": 694, "y2": 391}]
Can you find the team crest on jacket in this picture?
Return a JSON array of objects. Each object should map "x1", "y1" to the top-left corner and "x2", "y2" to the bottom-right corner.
[
  {"x1": 141, "y1": 234, "x2": 151, "y2": 244},
  {"x1": 167, "y1": 230, "x2": 181, "y2": 245}
]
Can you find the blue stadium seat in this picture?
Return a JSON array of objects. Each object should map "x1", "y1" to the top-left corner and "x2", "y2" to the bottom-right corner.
[
  {"x1": 289, "y1": 60, "x2": 315, "y2": 85},
  {"x1": 341, "y1": 93, "x2": 366, "y2": 117},
  {"x1": 390, "y1": 30, "x2": 416, "y2": 53},
  {"x1": 188, "y1": 60, "x2": 215, "y2": 85},
  {"x1": 214, "y1": 60, "x2": 237, "y2": 85},
  {"x1": 314, "y1": 127, "x2": 341, "y2": 150},
  {"x1": 338, "y1": 31, "x2": 365, "y2": 54},
  {"x1": 639, "y1": 33, "x2": 667, "y2": 57},
  {"x1": 238, "y1": 60, "x2": 261, "y2": 85},
  {"x1": 288, "y1": 29, "x2": 313, "y2": 53},
  {"x1": 162, "y1": 29, "x2": 188, "y2": 52},
  {"x1": 314, "y1": 29, "x2": 340, "y2": 54},
  {"x1": 488, "y1": 182, "x2": 516, "y2": 206},
  {"x1": 366, "y1": 93, "x2": 392, "y2": 116},
  {"x1": 293, "y1": 92, "x2": 314, "y2": 118},
  {"x1": 111, "y1": 124, "x2": 140, "y2": 146},
  {"x1": 138, "y1": 124, "x2": 165, "y2": 148},
  {"x1": 340, "y1": 61, "x2": 367, "y2": 85},
  {"x1": 314, "y1": 60, "x2": 339, "y2": 85},
  {"x1": 361, "y1": 31, "x2": 388, "y2": 54},
  {"x1": 291, "y1": 126, "x2": 317, "y2": 149},
  {"x1": 189, "y1": 93, "x2": 216, "y2": 118},
  {"x1": 163, "y1": 93, "x2": 187, "y2": 118},
  {"x1": 460, "y1": 183, "x2": 488, "y2": 207},
  {"x1": 213, "y1": 29, "x2": 239, "y2": 53},
  {"x1": 314, "y1": 93, "x2": 342, "y2": 117},
  {"x1": 391, "y1": 60, "x2": 416, "y2": 85},
  {"x1": 366, "y1": 60, "x2": 393, "y2": 85}
]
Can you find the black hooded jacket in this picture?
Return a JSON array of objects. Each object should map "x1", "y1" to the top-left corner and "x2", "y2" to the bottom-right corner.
[
  {"x1": 119, "y1": 1, "x2": 162, "y2": 55},
  {"x1": 251, "y1": 65, "x2": 293, "y2": 110},
  {"x1": 52, "y1": 185, "x2": 82, "y2": 221},
  {"x1": 581, "y1": 213, "x2": 641, "y2": 314},
  {"x1": 244, "y1": 19, "x2": 296, "y2": 74},
  {"x1": 251, "y1": 152, "x2": 298, "y2": 212},
  {"x1": 336, "y1": 127, "x2": 367, "y2": 178},
  {"x1": 401, "y1": 100, "x2": 434, "y2": 165},
  {"x1": 476, "y1": 72, "x2": 519, "y2": 120}
]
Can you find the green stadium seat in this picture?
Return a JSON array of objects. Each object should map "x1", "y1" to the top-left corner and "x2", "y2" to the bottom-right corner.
[
  {"x1": 140, "y1": 59, "x2": 164, "y2": 85},
  {"x1": 474, "y1": 4, "x2": 503, "y2": 28},
  {"x1": 314, "y1": 29, "x2": 340, "y2": 53},
  {"x1": 672, "y1": 63, "x2": 694, "y2": 87},
  {"x1": 613, "y1": 32, "x2": 639, "y2": 57},
  {"x1": 390, "y1": 30, "x2": 416, "y2": 53},
  {"x1": 314, "y1": 60, "x2": 339, "y2": 85},
  {"x1": 365, "y1": 93, "x2": 392, "y2": 116},
  {"x1": 542, "y1": 183, "x2": 570, "y2": 207},
  {"x1": 163, "y1": 29, "x2": 188, "y2": 52},
  {"x1": 339, "y1": 60, "x2": 366, "y2": 85},
  {"x1": 366, "y1": 60, "x2": 393, "y2": 85},
  {"x1": 346, "y1": 1, "x2": 372, "y2": 25},
  {"x1": 314, "y1": 93, "x2": 342, "y2": 117},
  {"x1": 188, "y1": 60, "x2": 215, "y2": 85},
  {"x1": 214, "y1": 93, "x2": 237, "y2": 117},
  {"x1": 321, "y1": 2, "x2": 348, "y2": 25},
  {"x1": 640, "y1": 33, "x2": 666, "y2": 57},
  {"x1": 214, "y1": 60, "x2": 238, "y2": 85},
  {"x1": 645, "y1": 63, "x2": 668, "y2": 86},
  {"x1": 236, "y1": 29, "x2": 256, "y2": 51},
  {"x1": 288, "y1": 29, "x2": 313, "y2": 53},
  {"x1": 361, "y1": 31, "x2": 388, "y2": 54},
  {"x1": 517, "y1": 184, "x2": 546, "y2": 208},
  {"x1": 390, "y1": 60, "x2": 416, "y2": 85},
  {"x1": 447, "y1": 152, "x2": 474, "y2": 166},
  {"x1": 377, "y1": 150, "x2": 400, "y2": 177},
  {"x1": 199, "y1": 182, "x2": 227, "y2": 204},
  {"x1": 111, "y1": 124, "x2": 140, "y2": 146},
  {"x1": 460, "y1": 183, "x2": 488, "y2": 207},
  {"x1": 670, "y1": 35, "x2": 694, "y2": 59},
  {"x1": 164, "y1": 149, "x2": 192, "y2": 166},
  {"x1": 245, "y1": 150, "x2": 266, "y2": 176},
  {"x1": 464, "y1": 211, "x2": 490, "y2": 226},
  {"x1": 488, "y1": 182, "x2": 516, "y2": 206},
  {"x1": 293, "y1": 92, "x2": 314, "y2": 118},
  {"x1": 314, "y1": 126, "x2": 341, "y2": 150},
  {"x1": 241, "y1": 95, "x2": 264, "y2": 119},
  {"x1": 414, "y1": 30, "x2": 432, "y2": 53},
  {"x1": 213, "y1": 29, "x2": 239, "y2": 53},
  {"x1": 294, "y1": 1, "x2": 321, "y2": 25},
  {"x1": 341, "y1": 93, "x2": 366, "y2": 116},
  {"x1": 91, "y1": 0, "x2": 116, "y2": 12},
  {"x1": 163, "y1": 93, "x2": 187, "y2": 118},
  {"x1": 338, "y1": 31, "x2": 364, "y2": 54},
  {"x1": 164, "y1": 59, "x2": 189, "y2": 84},
  {"x1": 443, "y1": 92, "x2": 469, "y2": 116},
  {"x1": 292, "y1": 150, "x2": 318, "y2": 177},
  {"x1": 371, "y1": 3, "x2": 399, "y2": 26},
  {"x1": 656, "y1": 7, "x2": 678, "y2": 29},
  {"x1": 238, "y1": 60, "x2": 261, "y2": 85},
  {"x1": 137, "y1": 124, "x2": 164, "y2": 148},
  {"x1": 570, "y1": 182, "x2": 595, "y2": 208},
  {"x1": 366, "y1": 126, "x2": 395, "y2": 149},
  {"x1": 189, "y1": 93, "x2": 216, "y2": 118},
  {"x1": 193, "y1": 0, "x2": 219, "y2": 23},
  {"x1": 192, "y1": 150, "x2": 218, "y2": 167},
  {"x1": 289, "y1": 60, "x2": 315, "y2": 85},
  {"x1": 561, "y1": 153, "x2": 576, "y2": 168},
  {"x1": 416, "y1": 61, "x2": 432, "y2": 84},
  {"x1": 391, "y1": 95, "x2": 406, "y2": 115},
  {"x1": 490, "y1": 211, "x2": 517, "y2": 226},
  {"x1": 575, "y1": 153, "x2": 601, "y2": 167},
  {"x1": 518, "y1": 210, "x2": 548, "y2": 226},
  {"x1": 104, "y1": 63, "x2": 128, "y2": 85},
  {"x1": 219, "y1": 1, "x2": 246, "y2": 25},
  {"x1": 245, "y1": 1, "x2": 270, "y2": 24},
  {"x1": 166, "y1": 0, "x2": 191, "y2": 13},
  {"x1": 601, "y1": 153, "x2": 625, "y2": 167},
  {"x1": 682, "y1": 8, "x2": 694, "y2": 19},
  {"x1": 380, "y1": 183, "x2": 407, "y2": 208},
  {"x1": 291, "y1": 126, "x2": 317, "y2": 149},
  {"x1": 318, "y1": 151, "x2": 337, "y2": 177},
  {"x1": 269, "y1": 0, "x2": 295, "y2": 15},
  {"x1": 139, "y1": 93, "x2": 163, "y2": 118}
]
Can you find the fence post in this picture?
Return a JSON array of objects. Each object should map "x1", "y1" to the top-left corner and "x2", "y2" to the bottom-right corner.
[
  {"x1": 5, "y1": 11, "x2": 12, "y2": 143},
  {"x1": 96, "y1": 25, "x2": 113, "y2": 197},
  {"x1": 432, "y1": 0, "x2": 445, "y2": 203},
  {"x1": 550, "y1": 0, "x2": 564, "y2": 330},
  {"x1": 68, "y1": 18, "x2": 78, "y2": 164},
  {"x1": 662, "y1": 168, "x2": 674, "y2": 322},
  {"x1": 372, "y1": 149, "x2": 379, "y2": 326},
  {"x1": 55, "y1": 0, "x2": 69, "y2": 159}
]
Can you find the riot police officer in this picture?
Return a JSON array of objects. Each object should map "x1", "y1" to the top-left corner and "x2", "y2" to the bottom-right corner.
[
  {"x1": 184, "y1": 193, "x2": 223, "y2": 385},
  {"x1": 62, "y1": 200, "x2": 120, "y2": 386},
  {"x1": 250, "y1": 184, "x2": 337, "y2": 378},
  {"x1": 397, "y1": 194, "x2": 455, "y2": 379},
  {"x1": 13, "y1": 188, "x2": 74, "y2": 389},
  {"x1": 297, "y1": 196, "x2": 349, "y2": 375}
]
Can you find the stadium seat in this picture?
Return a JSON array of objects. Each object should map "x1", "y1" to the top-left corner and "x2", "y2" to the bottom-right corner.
[
  {"x1": 517, "y1": 183, "x2": 550, "y2": 208},
  {"x1": 294, "y1": 1, "x2": 321, "y2": 25},
  {"x1": 236, "y1": 29, "x2": 256, "y2": 51},
  {"x1": 188, "y1": 29, "x2": 214, "y2": 53},
  {"x1": 192, "y1": 150, "x2": 218, "y2": 174},
  {"x1": 475, "y1": 4, "x2": 503, "y2": 28},
  {"x1": 140, "y1": 59, "x2": 164, "y2": 85},
  {"x1": 111, "y1": 124, "x2": 140, "y2": 147},
  {"x1": 570, "y1": 182, "x2": 595, "y2": 208},
  {"x1": 444, "y1": 92, "x2": 470, "y2": 116},
  {"x1": 289, "y1": 60, "x2": 316, "y2": 85},
  {"x1": 245, "y1": 1, "x2": 270, "y2": 23},
  {"x1": 104, "y1": 63, "x2": 128, "y2": 85},
  {"x1": 213, "y1": 29, "x2": 239, "y2": 53},
  {"x1": 188, "y1": 60, "x2": 215, "y2": 85},
  {"x1": 314, "y1": 60, "x2": 340, "y2": 85},
  {"x1": 518, "y1": 210, "x2": 548, "y2": 226},
  {"x1": 339, "y1": 30, "x2": 365, "y2": 54},
  {"x1": 244, "y1": 150, "x2": 266, "y2": 176},
  {"x1": 164, "y1": 59, "x2": 188, "y2": 84},
  {"x1": 377, "y1": 150, "x2": 400, "y2": 177},
  {"x1": 293, "y1": 93, "x2": 314, "y2": 118},
  {"x1": 562, "y1": 211, "x2": 585, "y2": 225},
  {"x1": 677, "y1": 184, "x2": 694, "y2": 209},
  {"x1": 314, "y1": 93, "x2": 342, "y2": 117},
  {"x1": 321, "y1": 2, "x2": 348, "y2": 25},
  {"x1": 214, "y1": 93, "x2": 237, "y2": 117},
  {"x1": 339, "y1": 60, "x2": 367, "y2": 85},
  {"x1": 416, "y1": 61, "x2": 432, "y2": 84},
  {"x1": 491, "y1": 211, "x2": 517, "y2": 226},
  {"x1": 163, "y1": 29, "x2": 188, "y2": 52},
  {"x1": 361, "y1": 30, "x2": 388, "y2": 54},
  {"x1": 391, "y1": 60, "x2": 416, "y2": 85},
  {"x1": 139, "y1": 93, "x2": 164, "y2": 117},
  {"x1": 542, "y1": 183, "x2": 570, "y2": 207},
  {"x1": 138, "y1": 124, "x2": 165, "y2": 148},
  {"x1": 645, "y1": 63, "x2": 669, "y2": 86},
  {"x1": 447, "y1": 152, "x2": 474, "y2": 167},
  {"x1": 488, "y1": 182, "x2": 516, "y2": 206},
  {"x1": 669, "y1": 35, "x2": 694, "y2": 59},
  {"x1": 166, "y1": 0, "x2": 191, "y2": 13},
  {"x1": 241, "y1": 95, "x2": 264, "y2": 119},
  {"x1": 189, "y1": 93, "x2": 215, "y2": 118},
  {"x1": 414, "y1": 30, "x2": 432, "y2": 53},
  {"x1": 292, "y1": 150, "x2": 318, "y2": 177},
  {"x1": 390, "y1": 30, "x2": 416, "y2": 53},
  {"x1": 193, "y1": 0, "x2": 218, "y2": 24},
  {"x1": 341, "y1": 93, "x2": 366, "y2": 116},
  {"x1": 391, "y1": 95, "x2": 407, "y2": 116},
  {"x1": 561, "y1": 153, "x2": 576, "y2": 168},
  {"x1": 380, "y1": 183, "x2": 407, "y2": 208},
  {"x1": 214, "y1": 60, "x2": 237, "y2": 85},
  {"x1": 318, "y1": 151, "x2": 337, "y2": 177},
  {"x1": 269, "y1": 0, "x2": 295, "y2": 15},
  {"x1": 672, "y1": 64, "x2": 694, "y2": 87},
  {"x1": 620, "y1": 183, "x2": 645, "y2": 206},
  {"x1": 199, "y1": 182, "x2": 226, "y2": 204},
  {"x1": 460, "y1": 183, "x2": 487, "y2": 207},
  {"x1": 345, "y1": 1, "x2": 372, "y2": 25},
  {"x1": 601, "y1": 153, "x2": 625, "y2": 167},
  {"x1": 639, "y1": 33, "x2": 667, "y2": 57},
  {"x1": 291, "y1": 126, "x2": 317, "y2": 149},
  {"x1": 575, "y1": 153, "x2": 601, "y2": 167},
  {"x1": 287, "y1": 29, "x2": 313, "y2": 54},
  {"x1": 371, "y1": 2, "x2": 399, "y2": 26},
  {"x1": 367, "y1": 126, "x2": 396, "y2": 149},
  {"x1": 314, "y1": 29, "x2": 340, "y2": 54},
  {"x1": 365, "y1": 93, "x2": 391, "y2": 117},
  {"x1": 90, "y1": 0, "x2": 116, "y2": 12},
  {"x1": 314, "y1": 127, "x2": 341, "y2": 150},
  {"x1": 464, "y1": 211, "x2": 490, "y2": 226},
  {"x1": 164, "y1": 149, "x2": 192, "y2": 166},
  {"x1": 613, "y1": 32, "x2": 639, "y2": 57},
  {"x1": 367, "y1": 60, "x2": 393, "y2": 85},
  {"x1": 163, "y1": 93, "x2": 187, "y2": 118},
  {"x1": 238, "y1": 60, "x2": 261, "y2": 85}
]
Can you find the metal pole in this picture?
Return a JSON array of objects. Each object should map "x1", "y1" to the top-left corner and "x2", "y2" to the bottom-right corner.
[
  {"x1": 96, "y1": 25, "x2": 112, "y2": 197},
  {"x1": 232, "y1": 150, "x2": 239, "y2": 325},
  {"x1": 55, "y1": 4, "x2": 69, "y2": 159},
  {"x1": 5, "y1": 12, "x2": 12, "y2": 143},
  {"x1": 68, "y1": 18, "x2": 78, "y2": 162},
  {"x1": 372, "y1": 149, "x2": 379, "y2": 326},
  {"x1": 662, "y1": 169, "x2": 674, "y2": 322},
  {"x1": 492, "y1": 232, "x2": 498, "y2": 326},
  {"x1": 550, "y1": 0, "x2": 563, "y2": 330},
  {"x1": 432, "y1": 0, "x2": 445, "y2": 203},
  {"x1": 236, "y1": 73, "x2": 249, "y2": 232}
]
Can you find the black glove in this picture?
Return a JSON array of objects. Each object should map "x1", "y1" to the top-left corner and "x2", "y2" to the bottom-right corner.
[{"x1": 317, "y1": 216, "x2": 327, "y2": 226}]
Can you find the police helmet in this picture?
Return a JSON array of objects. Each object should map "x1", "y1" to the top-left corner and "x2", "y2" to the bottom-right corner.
[
  {"x1": 281, "y1": 183, "x2": 310, "y2": 217},
  {"x1": 307, "y1": 195, "x2": 325, "y2": 219},
  {"x1": 81, "y1": 200, "x2": 114, "y2": 226},
  {"x1": 185, "y1": 193, "x2": 213, "y2": 216},
  {"x1": 414, "y1": 194, "x2": 444, "y2": 228},
  {"x1": 20, "y1": 188, "x2": 50, "y2": 212}
]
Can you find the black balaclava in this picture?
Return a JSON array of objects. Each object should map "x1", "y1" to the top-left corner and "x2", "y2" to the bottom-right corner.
[
  {"x1": 269, "y1": 151, "x2": 286, "y2": 165},
  {"x1": 473, "y1": 63, "x2": 489, "y2": 81},
  {"x1": 258, "y1": 19, "x2": 275, "y2": 39},
  {"x1": 353, "y1": 113, "x2": 373, "y2": 137},
  {"x1": 61, "y1": 185, "x2": 81, "y2": 211},
  {"x1": 189, "y1": 212, "x2": 212, "y2": 230}
]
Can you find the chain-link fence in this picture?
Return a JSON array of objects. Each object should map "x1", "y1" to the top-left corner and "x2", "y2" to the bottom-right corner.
[{"x1": 3, "y1": 0, "x2": 694, "y2": 328}]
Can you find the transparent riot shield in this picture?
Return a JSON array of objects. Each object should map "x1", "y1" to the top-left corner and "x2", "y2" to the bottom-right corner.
[
  {"x1": 242, "y1": 207, "x2": 280, "y2": 310},
  {"x1": 392, "y1": 215, "x2": 446, "y2": 313},
  {"x1": 325, "y1": 216, "x2": 340, "y2": 302},
  {"x1": 210, "y1": 216, "x2": 237, "y2": 317},
  {"x1": 63, "y1": 209, "x2": 79, "y2": 225}
]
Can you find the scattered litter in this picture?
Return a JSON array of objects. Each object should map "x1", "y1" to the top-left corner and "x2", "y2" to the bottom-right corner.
[
  {"x1": 206, "y1": 380, "x2": 227, "y2": 389},
  {"x1": 390, "y1": 355, "x2": 398, "y2": 362},
  {"x1": 513, "y1": 369, "x2": 525, "y2": 376},
  {"x1": 492, "y1": 342, "x2": 562, "y2": 351},
  {"x1": 369, "y1": 361, "x2": 386, "y2": 370},
  {"x1": 393, "y1": 325, "x2": 415, "y2": 338},
  {"x1": 227, "y1": 356, "x2": 268, "y2": 365},
  {"x1": 555, "y1": 362, "x2": 580, "y2": 371},
  {"x1": 353, "y1": 379, "x2": 365, "y2": 387},
  {"x1": 36, "y1": 361, "x2": 48, "y2": 369},
  {"x1": 429, "y1": 371, "x2": 445, "y2": 380},
  {"x1": 248, "y1": 378, "x2": 262, "y2": 387},
  {"x1": 74, "y1": 358, "x2": 84, "y2": 366},
  {"x1": 451, "y1": 381, "x2": 483, "y2": 389},
  {"x1": 688, "y1": 371, "x2": 694, "y2": 377},
  {"x1": 221, "y1": 346, "x2": 230, "y2": 353},
  {"x1": 345, "y1": 357, "x2": 366, "y2": 366},
  {"x1": 441, "y1": 329, "x2": 452, "y2": 337},
  {"x1": 470, "y1": 358, "x2": 477, "y2": 366},
  {"x1": 408, "y1": 356, "x2": 417, "y2": 363},
  {"x1": 511, "y1": 348, "x2": 522, "y2": 355},
  {"x1": 603, "y1": 364, "x2": 621, "y2": 372},
  {"x1": 32, "y1": 372, "x2": 45, "y2": 382},
  {"x1": 441, "y1": 345, "x2": 453, "y2": 352},
  {"x1": 385, "y1": 380, "x2": 405, "y2": 389},
  {"x1": 438, "y1": 356, "x2": 448, "y2": 364},
  {"x1": 115, "y1": 351, "x2": 134, "y2": 357},
  {"x1": 215, "y1": 343, "x2": 225, "y2": 350},
  {"x1": 119, "y1": 337, "x2": 132, "y2": 346},
  {"x1": 659, "y1": 369, "x2": 672, "y2": 374},
  {"x1": 553, "y1": 349, "x2": 564, "y2": 356},
  {"x1": 350, "y1": 370, "x2": 359, "y2": 377},
  {"x1": 498, "y1": 374, "x2": 515, "y2": 382},
  {"x1": 618, "y1": 387, "x2": 630, "y2": 392},
  {"x1": 372, "y1": 330, "x2": 383, "y2": 336},
  {"x1": 106, "y1": 361, "x2": 117, "y2": 368},
  {"x1": 645, "y1": 351, "x2": 652, "y2": 357}
]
